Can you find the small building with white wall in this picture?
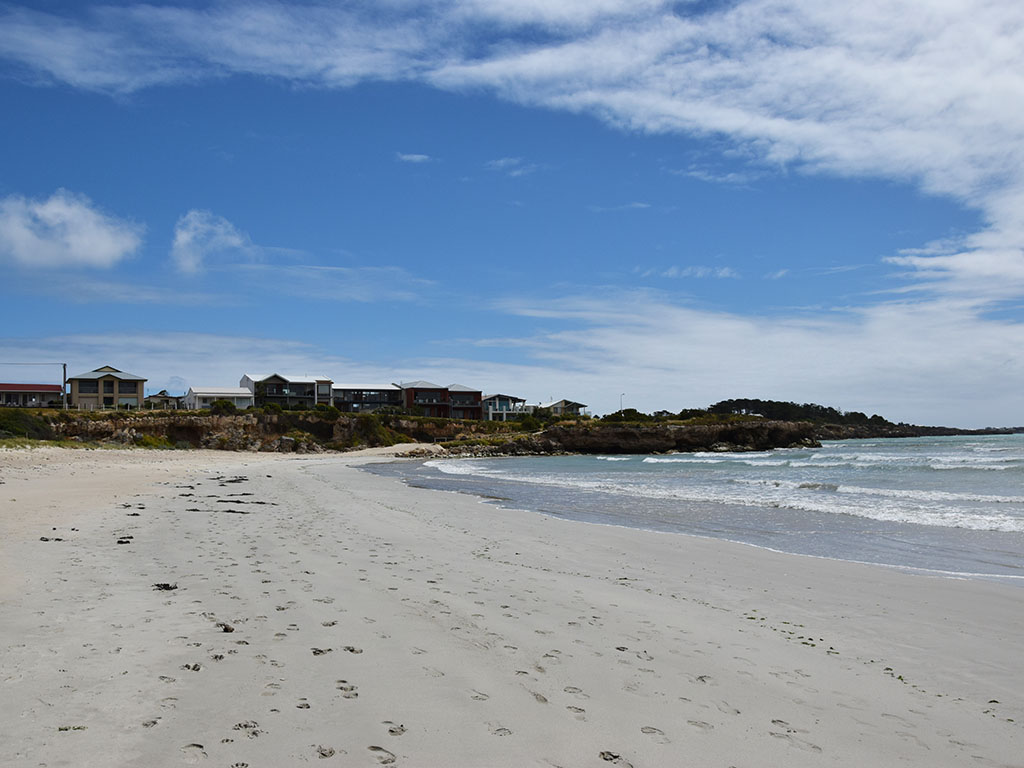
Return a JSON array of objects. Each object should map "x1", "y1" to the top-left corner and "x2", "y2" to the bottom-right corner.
[{"x1": 184, "y1": 387, "x2": 255, "y2": 410}]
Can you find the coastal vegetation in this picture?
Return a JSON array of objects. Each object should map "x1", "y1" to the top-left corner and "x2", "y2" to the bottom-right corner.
[{"x1": 2, "y1": 399, "x2": 1018, "y2": 454}]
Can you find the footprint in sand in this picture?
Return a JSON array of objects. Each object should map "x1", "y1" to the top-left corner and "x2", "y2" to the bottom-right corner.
[
  {"x1": 687, "y1": 720, "x2": 714, "y2": 732},
  {"x1": 368, "y1": 745, "x2": 397, "y2": 764},
  {"x1": 598, "y1": 751, "x2": 633, "y2": 767},
  {"x1": 383, "y1": 721, "x2": 406, "y2": 736},
  {"x1": 180, "y1": 743, "x2": 207, "y2": 763},
  {"x1": 641, "y1": 725, "x2": 670, "y2": 743},
  {"x1": 469, "y1": 690, "x2": 489, "y2": 701},
  {"x1": 566, "y1": 705, "x2": 586, "y2": 720},
  {"x1": 336, "y1": 680, "x2": 359, "y2": 698},
  {"x1": 769, "y1": 720, "x2": 822, "y2": 753},
  {"x1": 315, "y1": 745, "x2": 336, "y2": 758},
  {"x1": 716, "y1": 701, "x2": 741, "y2": 715}
]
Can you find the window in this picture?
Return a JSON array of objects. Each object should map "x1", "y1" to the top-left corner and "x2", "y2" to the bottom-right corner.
[
  {"x1": 118, "y1": 381, "x2": 138, "y2": 394},
  {"x1": 103, "y1": 396, "x2": 114, "y2": 406},
  {"x1": 103, "y1": 380, "x2": 114, "y2": 393},
  {"x1": 78, "y1": 381, "x2": 99, "y2": 394}
]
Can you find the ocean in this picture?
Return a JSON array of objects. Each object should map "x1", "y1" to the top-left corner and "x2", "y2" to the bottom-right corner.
[{"x1": 363, "y1": 434, "x2": 1024, "y2": 582}]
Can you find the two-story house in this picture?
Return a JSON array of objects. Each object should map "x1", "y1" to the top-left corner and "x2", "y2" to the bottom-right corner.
[
  {"x1": 482, "y1": 393, "x2": 527, "y2": 421},
  {"x1": 240, "y1": 373, "x2": 333, "y2": 409},
  {"x1": 67, "y1": 365, "x2": 147, "y2": 410},
  {"x1": 331, "y1": 384, "x2": 403, "y2": 413}
]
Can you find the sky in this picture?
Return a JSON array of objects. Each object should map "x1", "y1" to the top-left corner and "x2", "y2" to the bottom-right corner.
[{"x1": 0, "y1": 0, "x2": 1022, "y2": 427}]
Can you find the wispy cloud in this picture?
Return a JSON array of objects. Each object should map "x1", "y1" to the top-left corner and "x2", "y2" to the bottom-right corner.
[
  {"x1": 672, "y1": 167, "x2": 760, "y2": 186},
  {"x1": 0, "y1": 189, "x2": 143, "y2": 269},
  {"x1": 396, "y1": 152, "x2": 432, "y2": 163},
  {"x1": 235, "y1": 264, "x2": 434, "y2": 304},
  {"x1": 485, "y1": 157, "x2": 538, "y2": 177},
  {"x1": 490, "y1": 290, "x2": 1024, "y2": 426},
  {"x1": 590, "y1": 201, "x2": 651, "y2": 212},
  {"x1": 642, "y1": 265, "x2": 739, "y2": 279},
  {"x1": 2, "y1": 2, "x2": 1024, "y2": 308},
  {"x1": 171, "y1": 210, "x2": 250, "y2": 273}
]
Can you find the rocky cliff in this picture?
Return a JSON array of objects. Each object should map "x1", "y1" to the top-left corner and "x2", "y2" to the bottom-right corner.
[
  {"x1": 449, "y1": 420, "x2": 820, "y2": 456},
  {"x1": 44, "y1": 412, "x2": 820, "y2": 455}
]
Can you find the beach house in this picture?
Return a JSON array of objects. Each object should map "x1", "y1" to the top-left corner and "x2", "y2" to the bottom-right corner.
[
  {"x1": 0, "y1": 382, "x2": 64, "y2": 407},
  {"x1": 184, "y1": 387, "x2": 256, "y2": 410},
  {"x1": 538, "y1": 399, "x2": 589, "y2": 417},
  {"x1": 394, "y1": 381, "x2": 483, "y2": 419},
  {"x1": 331, "y1": 384, "x2": 403, "y2": 413},
  {"x1": 67, "y1": 366, "x2": 146, "y2": 410},
  {"x1": 482, "y1": 393, "x2": 527, "y2": 421},
  {"x1": 240, "y1": 373, "x2": 333, "y2": 409},
  {"x1": 449, "y1": 384, "x2": 483, "y2": 420},
  {"x1": 395, "y1": 381, "x2": 449, "y2": 418},
  {"x1": 144, "y1": 390, "x2": 182, "y2": 409}
]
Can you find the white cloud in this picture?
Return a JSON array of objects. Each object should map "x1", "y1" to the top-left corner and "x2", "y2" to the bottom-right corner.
[
  {"x1": 485, "y1": 156, "x2": 538, "y2": 176},
  {"x1": 4, "y1": 2, "x2": 1022, "y2": 300},
  {"x1": 590, "y1": 201, "x2": 651, "y2": 212},
  {"x1": 0, "y1": 189, "x2": 143, "y2": 268},
  {"x1": 396, "y1": 152, "x2": 432, "y2": 163},
  {"x1": 487, "y1": 291, "x2": 1024, "y2": 426},
  {"x1": 171, "y1": 210, "x2": 249, "y2": 273},
  {"x1": 644, "y1": 265, "x2": 739, "y2": 279},
  {"x1": 676, "y1": 167, "x2": 759, "y2": 186}
]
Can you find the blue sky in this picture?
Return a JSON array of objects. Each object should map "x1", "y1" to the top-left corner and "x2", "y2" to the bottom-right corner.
[{"x1": 1, "y1": 1, "x2": 1022, "y2": 426}]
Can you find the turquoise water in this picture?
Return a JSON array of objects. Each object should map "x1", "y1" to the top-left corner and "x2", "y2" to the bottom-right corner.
[{"x1": 365, "y1": 435, "x2": 1024, "y2": 581}]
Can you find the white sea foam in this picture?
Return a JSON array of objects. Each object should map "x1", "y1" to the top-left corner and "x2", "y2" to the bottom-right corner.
[{"x1": 418, "y1": 435, "x2": 1024, "y2": 533}]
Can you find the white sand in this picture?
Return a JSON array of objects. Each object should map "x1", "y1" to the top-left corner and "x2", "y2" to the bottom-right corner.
[{"x1": 1, "y1": 446, "x2": 1021, "y2": 767}]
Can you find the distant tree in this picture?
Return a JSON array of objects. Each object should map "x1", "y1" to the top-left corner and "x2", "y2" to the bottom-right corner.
[
  {"x1": 209, "y1": 399, "x2": 237, "y2": 416},
  {"x1": 600, "y1": 408, "x2": 653, "y2": 423},
  {"x1": 707, "y1": 399, "x2": 891, "y2": 425}
]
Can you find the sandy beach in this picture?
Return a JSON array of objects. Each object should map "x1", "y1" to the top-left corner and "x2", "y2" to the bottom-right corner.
[{"x1": 1, "y1": 446, "x2": 1021, "y2": 767}]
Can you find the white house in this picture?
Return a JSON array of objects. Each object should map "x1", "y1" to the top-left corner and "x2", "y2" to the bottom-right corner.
[
  {"x1": 184, "y1": 387, "x2": 255, "y2": 410},
  {"x1": 482, "y1": 393, "x2": 527, "y2": 421},
  {"x1": 537, "y1": 399, "x2": 589, "y2": 417}
]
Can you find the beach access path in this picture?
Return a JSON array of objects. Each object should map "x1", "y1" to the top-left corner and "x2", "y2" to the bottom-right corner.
[{"x1": 1, "y1": 446, "x2": 1021, "y2": 767}]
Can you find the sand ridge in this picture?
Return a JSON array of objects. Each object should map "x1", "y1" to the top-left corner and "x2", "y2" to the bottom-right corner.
[{"x1": 0, "y1": 447, "x2": 1021, "y2": 766}]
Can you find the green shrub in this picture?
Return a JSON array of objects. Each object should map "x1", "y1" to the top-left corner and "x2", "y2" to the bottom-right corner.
[
  {"x1": 0, "y1": 409, "x2": 55, "y2": 440},
  {"x1": 209, "y1": 399, "x2": 238, "y2": 415},
  {"x1": 136, "y1": 434, "x2": 174, "y2": 449},
  {"x1": 314, "y1": 404, "x2": 341, "y2": 420}
]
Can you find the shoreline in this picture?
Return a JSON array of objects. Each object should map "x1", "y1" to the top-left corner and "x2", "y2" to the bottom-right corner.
[
  {"x1": 2, "y1": 447, "x2": 1021, "y2": 766},
  {"x1": 368, "y1": 443, "x2": 1024, "y2": 584}
]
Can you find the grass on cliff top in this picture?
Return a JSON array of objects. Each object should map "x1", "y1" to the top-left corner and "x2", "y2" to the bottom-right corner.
[
  {"x1": 0, "y1": 409, "x2": 56, "y2": 440},
  {"x1": 0, "y1": 437, "x2": 125, "y2": 450}
]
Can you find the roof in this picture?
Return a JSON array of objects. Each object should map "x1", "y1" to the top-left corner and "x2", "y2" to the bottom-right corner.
[
  {"x1": 187, "y1": 387, "x2": 254, "y2": 397},
  {"x1": 145, "y1": 391, "x2": 181, "y2": 399},
  {"x1": 68, "y1": 366, "x2": 145, "y2": 381},
  {"x1": 397, "y1": 380, "x2": 444, "y2": 389},
  {"x1": 243, "y1": 373, "x2": 332, "y2": 384},
  {"x1": 332, "y1": 384, "x2": 400, "y2": 391},
  {"x1": 0, "y1": 383, "x2": 63, "y2": 393},
  {"x1": 448, "y1": 383, "x2": 481, "y2": 393},
  {"x1": 483, "y1": 393, "x2": 526, "y2": 402},
  {"x1": 539, "y1": 399, "x2": 588, "y2": 409}
]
